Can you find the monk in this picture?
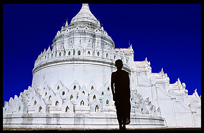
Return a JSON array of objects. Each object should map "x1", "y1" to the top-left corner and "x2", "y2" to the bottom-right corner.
[{"x1": 111, "y1": 59, "x2": 131, "y2": 130}]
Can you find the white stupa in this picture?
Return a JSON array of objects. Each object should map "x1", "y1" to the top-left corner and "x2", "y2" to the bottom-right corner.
[{"x1": 3, "y1": 4, "x2": 201, "y2": 130}]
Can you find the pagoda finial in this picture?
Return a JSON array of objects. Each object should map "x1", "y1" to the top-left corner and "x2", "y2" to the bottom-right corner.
[{"x1": 82, "y1": 3, "x2": 89, "y2": 7}]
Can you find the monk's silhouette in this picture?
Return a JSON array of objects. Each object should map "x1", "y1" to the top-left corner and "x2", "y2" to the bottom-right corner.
[{"x1": 111, "y1": 59, "x2": 130, "y2": 130}]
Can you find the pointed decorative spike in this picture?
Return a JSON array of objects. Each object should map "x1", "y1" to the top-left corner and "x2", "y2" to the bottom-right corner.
[
  {"x1": 177, "y1": 78, "x2": 180, "y2": 82},
  {"x1": 129, "y1": 44, "x2": 132, "y2": 49},
  {"x1": 177, "y1": 78, "x2": 181, "y2": 85},
  {"x1": 47, "y1": 46, "x2": 51, "y2": 51},
  {"x1": 14, "y1": 95, "x2": 18, "y2": 99},
  {"x1": 57, "y1": 31, "x2": 60, "y2": 35},
  {"x1": 182, "y1": 83, "x2": 186, "y2": 89},
  {"x1": 65, "y1": 19, "x2": 68, "y2": 26},
  {"x1": 193, "y1": 88, "x2": 199, "y2": 97},
  {"x1": 9, "y1": 97, "x2": 13, "y2": 102},
  {"x1": 160, "y1": 68, "x2": 164, "y2": 74}
]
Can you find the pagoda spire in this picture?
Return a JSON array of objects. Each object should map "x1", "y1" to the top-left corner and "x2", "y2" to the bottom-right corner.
[
  {"x1": 70, "y1": 3, "x2": 98, "y2": 25},
  {"x1": 82, "y1": 3, "x2": 89, "y2": 7}
]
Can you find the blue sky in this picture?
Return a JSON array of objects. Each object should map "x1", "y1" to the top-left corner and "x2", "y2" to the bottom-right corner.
[{"x1": 3, "y1": 4, "x2": 201, "y2": 106}]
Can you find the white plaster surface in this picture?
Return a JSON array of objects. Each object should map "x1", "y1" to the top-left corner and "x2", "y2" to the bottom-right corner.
[{"x1": 3, "y1": 3, "x2": 201, "y2": 129}]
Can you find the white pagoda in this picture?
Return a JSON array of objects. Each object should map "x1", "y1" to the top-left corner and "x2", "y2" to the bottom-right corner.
[{"x1": 3, "y1": 4, "x2": 201, "y2": 130}]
